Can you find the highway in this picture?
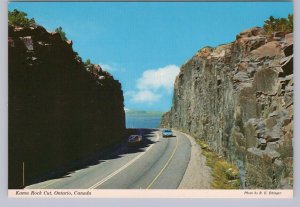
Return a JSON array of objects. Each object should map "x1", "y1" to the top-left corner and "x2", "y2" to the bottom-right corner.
[{"x1": 25, "y1": 129, "x2": 191, "y2": 189}]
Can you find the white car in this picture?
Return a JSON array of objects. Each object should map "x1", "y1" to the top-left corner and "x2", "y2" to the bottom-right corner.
[{"x1": 162, "y1": 129, "x2": 173, "y2": 137}]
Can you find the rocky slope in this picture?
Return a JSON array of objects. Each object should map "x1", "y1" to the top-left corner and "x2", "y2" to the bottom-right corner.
[
  {"x1": 9, "y1": 25, "x2": 125, "y2": 188},
  {"x1": 161, "y1": 27, "x2": 293, "y2": 189}
]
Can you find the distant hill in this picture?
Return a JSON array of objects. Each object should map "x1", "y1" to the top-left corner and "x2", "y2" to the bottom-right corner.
[{"x1": 125, "y1": 109, "x2": 164, "y2": 117}]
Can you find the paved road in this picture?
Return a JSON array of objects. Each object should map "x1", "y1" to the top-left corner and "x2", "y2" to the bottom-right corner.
[{"x1": 26, "y1": 129, "x2": 191, "y2": 189}]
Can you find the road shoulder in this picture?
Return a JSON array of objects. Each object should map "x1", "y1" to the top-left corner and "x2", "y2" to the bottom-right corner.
[{"x1": 177, "y1": 131, "x2": 212, "y2": 189}]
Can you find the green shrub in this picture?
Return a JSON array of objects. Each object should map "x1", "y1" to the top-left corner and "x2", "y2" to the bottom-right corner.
[
  {"x1": 85, "y1": 59, "x2": 91, "y2": 66},
  {"x1": 8, "y1": 9, "x2": 35, "y2": 27},
  {"x1": 55, "y1": 26, "x2": 68, "y2": 41}
]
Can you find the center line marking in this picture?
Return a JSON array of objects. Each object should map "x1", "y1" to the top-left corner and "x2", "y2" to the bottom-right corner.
[
  {"x1": 146, "y1": 135, "x2": 179, "y2": 189},
  {"x1": 88, "y1": 132, "x2": 160, "y2": 189}
]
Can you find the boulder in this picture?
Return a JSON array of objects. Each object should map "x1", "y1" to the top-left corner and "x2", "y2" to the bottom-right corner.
[
  {"x1": 233, "y1": 71, "x2": 249, "y2": 83},
  {"x1": 253, "y1": 68, "x2": 279, "y2": 95},
  {"x1": 265, "y1": 150, "x2": 280, "y2": 161},
  {"x1": 236, "y1": 27, "x2": 265, "y2": 39},
  {"x1": 280, "y1": 56, "x2": 293, "y2": 77},
  {"x1": 250, "y1": 41, "x2": 283, "y2": 58},
  {"x1": 284, "y1": 44, "x2": 293, "y2": 56},
  {"x1": 273, "y1": 31, "x2": 286, "y2": 38},
  {"x1": 19, "y1": 36, "x2": 33, "y2": 50},
  {"x1": 284, "y1": 33, "x2": 293, "y2": 45}
]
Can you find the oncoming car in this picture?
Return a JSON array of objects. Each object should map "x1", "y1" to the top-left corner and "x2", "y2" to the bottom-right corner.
[
  {"x1": 162, "y1": 129, "x2": 173, "y2": 137},
  {"x1": 127, "y1": 135, "x2": 143, "y2": 147}
]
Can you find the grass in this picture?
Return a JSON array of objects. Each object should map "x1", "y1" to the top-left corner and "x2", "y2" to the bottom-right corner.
[{"x1": 196, "y1": 139, "x2": 241, "y2": 189}]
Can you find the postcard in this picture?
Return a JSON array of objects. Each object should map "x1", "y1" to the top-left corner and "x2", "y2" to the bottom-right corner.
[{"x1": 7, "y1": 0, "x2": 293, "y2": 198}]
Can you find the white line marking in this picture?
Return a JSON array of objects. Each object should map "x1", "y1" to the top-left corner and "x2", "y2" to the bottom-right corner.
[
  {"x1": 25, "y1": 178, "x2": 61, "y2": 189},
  {"x1": 146, "y1": 135, "x2": 179, "y2": 189},
  {"x1": 88, "y1": 132, "x2": 160, "y2": 189},
  {"x1": 40, "y1": 179, "x2": 61, "y2": 189}
]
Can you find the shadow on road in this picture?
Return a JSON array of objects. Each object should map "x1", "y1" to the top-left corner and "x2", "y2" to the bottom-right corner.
[{"x1": 27, "y1": 128, "x2": 160, "y2": 187}]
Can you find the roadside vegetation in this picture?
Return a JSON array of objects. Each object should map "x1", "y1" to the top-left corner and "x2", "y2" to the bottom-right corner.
[
  {"x1": 263, "y1": 14, "x2": 293, "y2": 35},
  {"x1": 196, "y1": 139, "x2": 240, "y2": 189}
]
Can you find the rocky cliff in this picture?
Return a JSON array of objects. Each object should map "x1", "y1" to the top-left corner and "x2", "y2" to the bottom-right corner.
[
  {"x1": 161, "y1": 27, "x2": 293, "y2": 189},
  {"x1": 9, "y1": 25, "x2": 125, "y2": 188}
]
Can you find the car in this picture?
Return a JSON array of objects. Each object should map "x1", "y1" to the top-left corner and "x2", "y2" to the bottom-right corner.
[
  {"x1": 162, "y1": 129, "x2": 173, "y2": 137},
  {"x1": 127, "y1": 135, "x2": 143, "y2": 147}
]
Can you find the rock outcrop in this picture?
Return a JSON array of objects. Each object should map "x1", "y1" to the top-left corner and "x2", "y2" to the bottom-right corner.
[
  {"x1": 9, "y1": 25, "x2": 125, "y2": 188},
  {"x1": 161, "y1": 27, "x2": 293, "y2": 189}
]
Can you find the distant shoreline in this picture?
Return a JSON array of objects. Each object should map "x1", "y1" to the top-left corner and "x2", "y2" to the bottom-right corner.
[
  {"x1": 125, "y1": 110, "x2": 164, "y2": 117},
  {"x1": 126, "y1": 114, "x2": 163, "y2": 118}
]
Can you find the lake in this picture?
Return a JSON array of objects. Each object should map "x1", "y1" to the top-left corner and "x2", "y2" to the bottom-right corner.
[{"x1": 125, "y1": 116, "x2": 162, "y2": 129}]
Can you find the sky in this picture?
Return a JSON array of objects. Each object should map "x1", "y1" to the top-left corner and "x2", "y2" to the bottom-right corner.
[{"x1": 8, "y1": 1, "x2": 293, "y2": 112}]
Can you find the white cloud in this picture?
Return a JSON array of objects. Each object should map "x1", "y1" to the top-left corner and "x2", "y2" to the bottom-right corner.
[
  {"x1": 99, "y1": 62, "x2": 126, "y2": 73},
  {"x1": 126, "y1": 90, "x2": 161, "y2": 104},
  {"x1": 137, "y1": 64, "x2": 180, "y2": 93},
  {"x1": 126, "y1": 64, "x2": 180, "y2": 104}
]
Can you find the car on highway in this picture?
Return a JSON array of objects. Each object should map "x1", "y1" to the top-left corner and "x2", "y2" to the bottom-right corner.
[
  {"x1": 127, "y1": 135, "x2": 143, "y2": 147},
  {"x1": 162, "y1": 129, "x2": 174, "y2": 137}
]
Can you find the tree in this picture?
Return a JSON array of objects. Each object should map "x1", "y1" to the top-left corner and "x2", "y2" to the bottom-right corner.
[
  {"x1": 55, "y1": 26, "x2": 68, "y2": 41},
  {"x1": 287, "y1": 14, "x2": 293, "y2": 31},
  {"x1": 263, "y1": 14, "x2": 293, "y2": 34},
  {"x1": 8, "y1": 9, "x2": 35, "y2": 27},
  {"x1": 85, "y1": 59, "x2": 91, "y2": 65}
]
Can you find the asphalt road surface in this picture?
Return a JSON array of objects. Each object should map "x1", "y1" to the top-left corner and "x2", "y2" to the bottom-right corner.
[{"x1": 25, "y1": 129, "x2": 191, "y2": 189}]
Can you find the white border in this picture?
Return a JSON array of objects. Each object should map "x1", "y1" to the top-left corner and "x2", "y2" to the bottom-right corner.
[
  {"x1": 1, "y1": 0, "x2": 300, "y2": 207},
  {"x1": 8, "y1": 189, "x2": 293, "y2": 198}
]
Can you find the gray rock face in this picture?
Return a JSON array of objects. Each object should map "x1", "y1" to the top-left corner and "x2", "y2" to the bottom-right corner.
[{"x1": 161, "y1": 28, "x2": 293, "y2": 189}]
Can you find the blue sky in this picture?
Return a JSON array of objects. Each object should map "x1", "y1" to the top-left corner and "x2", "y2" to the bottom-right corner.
[{"x1": 8, "y1": 2, "x2": 293, "y2": 112}]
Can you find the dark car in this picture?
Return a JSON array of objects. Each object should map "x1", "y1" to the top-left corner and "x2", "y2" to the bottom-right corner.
[
  {"x1": 127, "y1": 135, "x2": 143, "y2": 146},
  {"x1": 162, "y1": 129, "x2": 173, "y2": 137}
]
